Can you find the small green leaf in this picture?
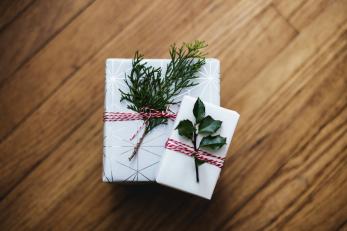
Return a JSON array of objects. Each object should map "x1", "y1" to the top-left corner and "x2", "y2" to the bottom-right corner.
[
  {"x1": 198, "y1": 115, "x2": 222, "y2": 135},
  {"x1": 199, "y1": 135, "x2": 227, "y2": 150},
  {"x1": 193, "y1": 98, "x2": 205, "y2": 123},
  {"x1": 195, "y1": 157, "x2": 205, "y2": 166},
  {"x1": 175, "y1": 119, "x2": 195, "y2": 139}
]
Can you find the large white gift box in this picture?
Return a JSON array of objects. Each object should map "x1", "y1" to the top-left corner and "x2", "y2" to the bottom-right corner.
[
  {"x1": 103, "y1": 59, "x2": 220, "y2": 182},
  {"x1": 156, "y1": 96, "x2": 239, "y2": 199}
]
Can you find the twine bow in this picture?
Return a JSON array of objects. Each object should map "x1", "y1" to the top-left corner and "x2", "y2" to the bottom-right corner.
[{"x1": 104, "y1": 107, "x2": 176, "y2": 160}]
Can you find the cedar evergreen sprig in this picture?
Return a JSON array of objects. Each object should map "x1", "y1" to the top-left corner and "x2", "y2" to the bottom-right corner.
[
  {"x1": 120, "y1": 41, "x2": 208, "y2": 161},
  {"x1": 176, "y1": 98, "x2": 226, "y2": 182}
]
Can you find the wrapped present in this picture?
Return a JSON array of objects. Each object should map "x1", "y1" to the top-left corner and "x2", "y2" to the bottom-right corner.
[
  {"x1": 156, "y1": 96, "x2": 239, "y2": 199},
  {"x1": 103, "y1": 59, "x2": 220, "y2": 182}
]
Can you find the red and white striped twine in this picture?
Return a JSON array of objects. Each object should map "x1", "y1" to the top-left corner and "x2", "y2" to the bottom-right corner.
[
  {"x1": 165, "y1": 138, "x2": 225, "y2": 168},
  {"x1": 103, "y1": 107, "x2": 176, "y2": 141},
  {"x1": 103, "y1": 108, "x2": 176, "y2": 122}
]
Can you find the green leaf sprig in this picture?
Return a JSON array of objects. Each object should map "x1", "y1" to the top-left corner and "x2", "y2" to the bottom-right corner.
[
  {"x1": 120, "y1": 41, "x2": 208, "y2": 161},
  {"x1": 176, "y1": 98, "x2": 226, "y2": 182}
]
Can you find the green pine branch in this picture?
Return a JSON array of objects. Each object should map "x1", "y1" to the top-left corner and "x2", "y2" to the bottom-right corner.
[{"x1": 120, "y1": 40, "x2": 208, "y2": 160}]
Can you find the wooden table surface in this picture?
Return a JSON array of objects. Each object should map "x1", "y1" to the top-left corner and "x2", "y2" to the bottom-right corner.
[{"x1": 1, "y1": 0, "x2": 347, "y2": 230}]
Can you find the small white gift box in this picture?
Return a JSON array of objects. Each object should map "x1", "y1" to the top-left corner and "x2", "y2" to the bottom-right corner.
[
  {"x1": 103, "y1": 59, "x2": 220, "y2": 182},
  {"x1": 156, "y1": 96, "x2": 239, "y2": 199}
]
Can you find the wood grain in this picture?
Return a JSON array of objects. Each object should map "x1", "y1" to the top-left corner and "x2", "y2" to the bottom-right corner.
[
  {"x1": 0, "y1": 0, "x2": 346, "y2": 230},
  {"x1": 0, "y1": 0, "x2": 34, "y2": 31},
  {"x1": 0, "y1": 0, "x2": 95, "y2": 83}
]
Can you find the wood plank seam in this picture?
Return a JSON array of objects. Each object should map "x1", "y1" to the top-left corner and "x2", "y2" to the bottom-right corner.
[
  {"x1": 221, "y1": 4, "x2": 299, "y2": 76},
  {"x1": 284, "y1": 0, "x2": 306, "y2": 23},
  {"x1": 220, "y1": 4, "x2": 299, "y2": 88},
  {"x1": 271, "y1": 2, "x2": 300, "y2": 34}
]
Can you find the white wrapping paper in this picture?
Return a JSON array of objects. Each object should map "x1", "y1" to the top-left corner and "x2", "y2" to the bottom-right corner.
[
  {"x1": 103, "y1": 59, "x2": 220, "y2": 182},
  {"x1": 156, "y1": 96, "x2": 239, "y2": 199}
]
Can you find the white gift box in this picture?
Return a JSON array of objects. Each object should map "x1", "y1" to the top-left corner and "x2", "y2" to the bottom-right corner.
[
  {"x1": 156, "y1": 96, "x2": 239, "y2": 199},
  {"x1": 103, "y1": 59, "x2": 220, "y2": 182}
]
